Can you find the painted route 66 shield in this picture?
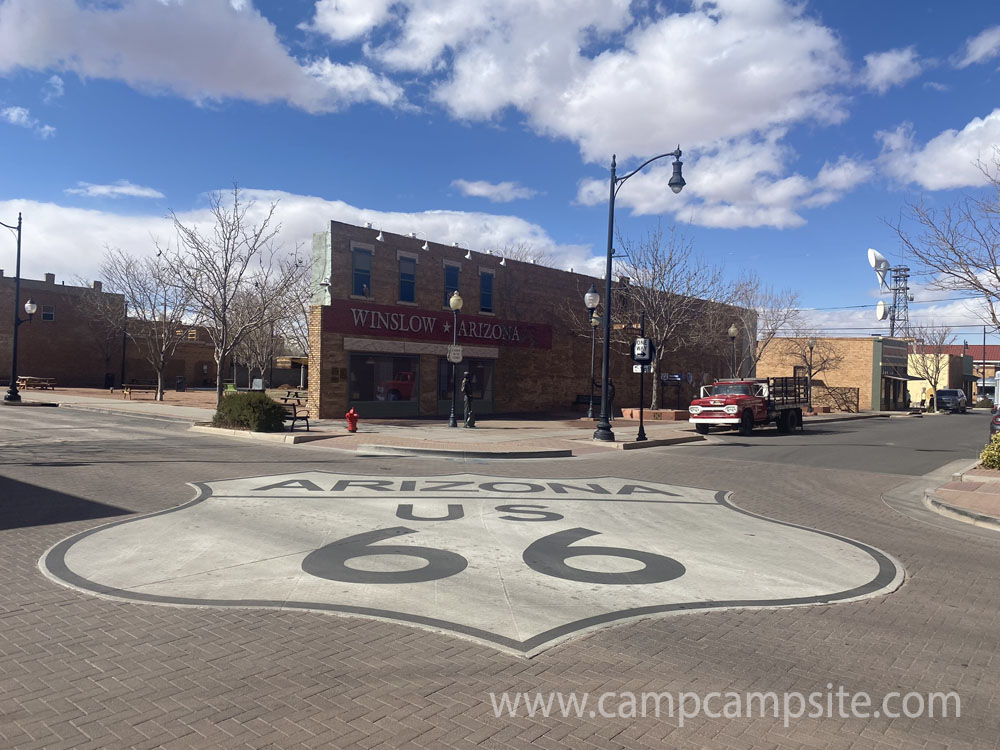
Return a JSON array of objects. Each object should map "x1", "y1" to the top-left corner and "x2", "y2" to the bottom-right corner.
[{"x1": 42, "y1": 472, "x2": 901, "y2": 655}]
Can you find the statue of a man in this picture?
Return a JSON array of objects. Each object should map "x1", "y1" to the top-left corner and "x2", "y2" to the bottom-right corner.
[{"x1": 462, "y1": 372, "x2": 476, "y2": 428}]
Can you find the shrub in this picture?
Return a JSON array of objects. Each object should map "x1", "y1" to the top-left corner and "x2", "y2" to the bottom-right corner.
[
  {"x1": 974, "y1": 398, "x2": 993, "y2": 409},
  {"x1": 980, "y1": 433, "x2": 1000, "y2": 469},
  {"x1": 212, "y1": 392, "x2": 286, "y2": 432}
]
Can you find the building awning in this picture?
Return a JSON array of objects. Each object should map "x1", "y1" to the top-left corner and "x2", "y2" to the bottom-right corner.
[{"x1": 883, "y1": 373, "x2": 922, "y2": 381}]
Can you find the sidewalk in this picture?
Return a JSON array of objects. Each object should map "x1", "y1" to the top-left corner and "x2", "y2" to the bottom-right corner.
[
  {"x1": 926, "y1": 465, "x2": 1000, "y2": 531},
  {"x1": 15, "y1": 389, "x2": 899, "y2": 459}
]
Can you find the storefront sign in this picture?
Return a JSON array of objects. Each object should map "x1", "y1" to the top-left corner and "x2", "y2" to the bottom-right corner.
[{"x1": 323, "y1": 300, "x2": 552, "y2": 349}]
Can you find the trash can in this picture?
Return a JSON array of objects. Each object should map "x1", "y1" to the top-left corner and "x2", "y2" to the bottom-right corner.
[{"x1": 175, "y1": 376, "x2": 186, "y2": 392}]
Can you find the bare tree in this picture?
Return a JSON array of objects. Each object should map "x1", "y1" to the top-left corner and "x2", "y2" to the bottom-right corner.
[
  {"x1": 99, "y1": 248, "x2": 198, "y2": 400},
  {"x1": 614, "y1": 223, "x2": 730, "y2": 409},
  {"x1": 907, "y1": 323, "x2": 955, "y2": 412},
  {"x1": 165, "y1": 185, "x2": 302, "y2": 405},
  {"x1": 486, "y1": 241, "x2": 555, "y2": 268},
  {"x1": 74, "y1": 280, "x2": 126, "y2": 381},
  {"x1": 777, "y1": 331, "x2": 845, "y2": 387},
  {"x1": 276, "y1": 262, "x2": 311, "y2": 357},
  {"x1": 728, "y1": 270, "x2": 802, "y2": 377},
  {"x1": 893, "y1": 149, "x2": 1000, "y2": 328}
]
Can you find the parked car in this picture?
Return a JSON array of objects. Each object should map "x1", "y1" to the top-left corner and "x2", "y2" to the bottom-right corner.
[{"x1": 935, "y1": 389, "x2": 968, "y2": 413}]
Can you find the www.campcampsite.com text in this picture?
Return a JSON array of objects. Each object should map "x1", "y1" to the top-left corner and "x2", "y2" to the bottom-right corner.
[{"x1": 489, "y1": 687, "x2": 961, "y2": 727}]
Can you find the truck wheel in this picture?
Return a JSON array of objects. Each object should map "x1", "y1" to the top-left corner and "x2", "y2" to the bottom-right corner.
[
  {"x1": 695, "y1": 424, "x2": 710, "y2": 435},
  {"x1": 776, "y1": 411, "x2": 790, "y2": 433},
  {"x1": 739, "y1": 410, "x2": 754, "y2": 436},
  {"x1": 793, "y1": 409, "x2": 803, "y2": 430}
]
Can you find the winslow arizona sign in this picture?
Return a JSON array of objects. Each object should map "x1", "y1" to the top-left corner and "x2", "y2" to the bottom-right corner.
[{"x1": 41, "y1": 472, "x2": 902, "y2": 655}]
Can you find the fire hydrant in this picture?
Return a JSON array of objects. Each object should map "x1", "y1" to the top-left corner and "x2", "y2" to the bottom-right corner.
[{"x1": 345, "y1": 407, "x2": 359, "y2": 433}]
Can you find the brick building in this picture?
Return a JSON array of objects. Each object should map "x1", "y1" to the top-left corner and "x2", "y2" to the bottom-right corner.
[
  {"x1": 758, "y1": 336, "x2": 914, "y2": 412},
  {"x1": 1, "y1": 271, "x2": 221, "y2": 389},
  {"x1": 307, "y1": 221, "x2": 741, "y2": 420}
]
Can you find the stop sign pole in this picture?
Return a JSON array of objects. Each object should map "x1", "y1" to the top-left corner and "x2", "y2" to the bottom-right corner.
[{"x1": 631, "y1": 310, "x2": 654, "y2": 442}]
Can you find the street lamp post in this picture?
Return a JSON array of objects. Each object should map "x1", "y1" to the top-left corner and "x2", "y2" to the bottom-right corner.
[
  {"x1": 594, "y1": 148, "x2": 685, "y2": 442},
  {"x1": 728, "y1": 324, "x2": 738, "y2": 378},
  {"x1": 807, "y1": 336, "x2": 816, "y2": 413},
  {"x1": 584, "y1": 284, "x2": 600, "y2": 419},
  {"x1": 448, "y1": 290, "x2": 463, "y2": 428},
  {"x1": 1, "y1": 213, "x2": 37, "y2": 404}
]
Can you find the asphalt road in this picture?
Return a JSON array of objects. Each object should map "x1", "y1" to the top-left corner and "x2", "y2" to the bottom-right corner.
[
  {"x1": 683, "y1": 411, "x2": 990, "y2": 476},
  {"x1": 1, "y1": 406, "x2": 998, "y2": 749}
]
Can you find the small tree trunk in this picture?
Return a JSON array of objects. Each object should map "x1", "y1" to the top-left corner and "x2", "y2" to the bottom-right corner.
[
  {"x1": 651, "y1": 360, "x2": 661, "y2": 410},
  {"x1": 156, "y1": 370, "x2": 164, "y2": 402}
]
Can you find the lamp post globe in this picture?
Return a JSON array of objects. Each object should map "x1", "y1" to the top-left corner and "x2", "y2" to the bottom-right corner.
[
  {"x1": 584, "y1": 285, "x2": 600, "y2": 420},
  {"x1": 24, "y1": 298, "x2": 37, "y2": 316},
  {"x1": 448, "y1": 291, "x2": 463, "y2": 428},
  {"x1": 728, "y1": 324, "x2": 739, "y2": 378}
]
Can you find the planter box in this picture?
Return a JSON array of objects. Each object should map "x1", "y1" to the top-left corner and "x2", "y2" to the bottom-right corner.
[{"x1": 619, "y1": 408, "x2": 689, "y2": 421}]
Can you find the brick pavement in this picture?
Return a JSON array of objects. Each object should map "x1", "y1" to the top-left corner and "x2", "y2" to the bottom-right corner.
[{"x1": 1, "y1": 416, "x2": 999, "y2": 749}]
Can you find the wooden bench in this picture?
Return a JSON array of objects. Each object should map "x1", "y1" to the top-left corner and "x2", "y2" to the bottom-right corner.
[
  {"x1": 282, "y1": 401, "x2": 310, "y2": 431},
  {"x1": 122, "y1": 383, "x2": 158, "y2": 400},
  {"x1": 572, "y1": 394, "x2": 594, "y2": 409},
  {"x1": 16, "y1": 376, "x2": 56, "y2": 390}
]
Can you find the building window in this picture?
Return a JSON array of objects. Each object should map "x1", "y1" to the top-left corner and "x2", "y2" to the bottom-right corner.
[
  {"x1": 438, "y1": 358, "x2": 495, "y2": 402},
  {"x1": 353, "y1": 248, "x2": 372, "y2": 297},
  {"x1": 348, "y1": 354, "x2": 418, "y2": 402},
  {"x1": 41, "y1": 305, "x2": 55, "y2": 321},
  {"x1": 187, "y1": 329, "x2": 198, "y2": 340},
  {"x1": 399, "y1": 256, "x2": 416, "y2": 303},
  {"x1": 443, "y1": 264, "x2": 459, "y2": 307},
  {"x1": 480, "y1": 270, "x2": 494, "y2": 313}
]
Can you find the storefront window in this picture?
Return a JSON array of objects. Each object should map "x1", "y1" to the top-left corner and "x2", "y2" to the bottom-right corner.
[
  {"x1": 438, "y1": 358, "x2": 494, "y2": 400},
  {"x1": 349, "y1": 355, "x2": 419, "y2": 401}
]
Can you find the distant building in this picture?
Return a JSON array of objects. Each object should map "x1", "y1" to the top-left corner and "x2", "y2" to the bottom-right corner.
[
  {"x1": 758, "y1": 336, "x2": 915, "y2": 412},
  {"x1": 905, "y1": 348, "x2": 974, "y2": 405}
]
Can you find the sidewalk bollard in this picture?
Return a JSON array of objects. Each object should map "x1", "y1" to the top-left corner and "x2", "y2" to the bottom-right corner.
[{"x1": 345, "y1": 407, "x2": 359, "y2": 433}]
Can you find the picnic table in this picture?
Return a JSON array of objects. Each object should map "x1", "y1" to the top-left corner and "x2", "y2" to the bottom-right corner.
[{"x1": 16, "y1": 376, "x2": 56, "y2": 390}]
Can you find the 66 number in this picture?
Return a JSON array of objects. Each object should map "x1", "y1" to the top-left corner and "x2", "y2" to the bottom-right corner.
[{"x1": 302, "y1": 526, "x2": 684, "y2": 586}]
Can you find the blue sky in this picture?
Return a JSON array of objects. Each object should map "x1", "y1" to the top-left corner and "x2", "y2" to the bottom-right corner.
[{"x1": 1, "y1": 0, "x2": 999, "y2": 339}]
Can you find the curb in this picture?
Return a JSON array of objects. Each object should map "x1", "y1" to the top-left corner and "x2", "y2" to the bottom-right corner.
[
  {"x1": 616, "y1": 435, "x2": 704, "y2": 450},
  {"x1": 188, "y1": 424, "x2": 331, "y2": 444},
  {"x1": 924, "y1": 491, "x2": 1000, "y2": 531},
  {"x1": 355, "y1": 444, "x2": 574, "y2": 459},
  {"x1": 0, "y1": 401, "x2": 59, "y2": 407}
]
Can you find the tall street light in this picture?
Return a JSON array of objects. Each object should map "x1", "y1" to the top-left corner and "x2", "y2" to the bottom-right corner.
[
  {"x1": 728, "y1": 324, "x2": 738, "y2": 378},
  {"x1": 448, "y1": 290, "x2": 463, "y2": 428},
  {"x1": 594, "y1": 148, "x2": 685, "y2": 442},
  {"x1": 1, "y1": 213, "x2": 36, "y2": 404},
  {"x1": 584, "y1": 284, "x2": 600, "y2": 419},
  {"x1": 807, "y1": 336, "x2": 816, "y2": 413}
]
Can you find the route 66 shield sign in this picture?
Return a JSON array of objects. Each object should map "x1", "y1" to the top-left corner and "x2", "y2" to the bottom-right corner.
[{"x1": 41, "y1": 472, "x2": 901, "y2": 655}]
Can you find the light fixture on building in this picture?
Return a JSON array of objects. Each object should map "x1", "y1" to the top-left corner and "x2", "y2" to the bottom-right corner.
[
  {"x1": 499, "y1": 257, "x2": 506, "y2": 266},
  {"x1": 464, "y1": 250, "x2": 472, "y2": 260},
  {"x1": 375, "y1": 230, "x2": 385, "y2": 242},
  {"x1": 422, "y1": 241, "x2": 429, "y2": 251}
]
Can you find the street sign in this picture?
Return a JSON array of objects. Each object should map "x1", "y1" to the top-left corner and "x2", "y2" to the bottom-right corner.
[
  {"x1": 631, "y1": 337, "x2": 654, "y2": 363},
  {"x1": 633, "y1": 364, "x2": 653, "y2": 373},
  {"x1": 661, "y1": 373, "x2": 682, "y2": 382},
  {"x1": 447, "y1": 345, "x2": 463, "y2": 363}
]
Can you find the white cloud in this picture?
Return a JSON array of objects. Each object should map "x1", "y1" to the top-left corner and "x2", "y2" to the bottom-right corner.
[
  {"x1": 0, "y1": 0, "x2": 402, "y2": 113},
  {"x1": 65, "y1": 181, "x2": 166, "y2": 199},
  {"x1": 42, "y1": 73, "x2": 64, "y2": 102},
  {"x1": 1, "y1": 105, "x2": 55, "y2": 137},
  {"x1": 451, "y1": 179, "x2": 538, "y2": 202},
  {"x1": 876, "y1": 109, "x2": 1000, "y2": 190},
  {"x1": 955, "y1": 25, "x2": 1000, "y2": 68},
  {"x1": 301, "y1": 0, "x2": 396, "y2": 42},
  {"x1": 861, "y1": 47, "x2": 923, "y2": 94},
  {"x1": 577, "y1": 139, "x2": 873, "y2": 229},
  {"x1": 0, "y1": 191, "x2": 594, "y2": 283}
]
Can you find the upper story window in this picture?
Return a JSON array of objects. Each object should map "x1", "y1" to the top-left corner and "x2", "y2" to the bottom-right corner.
[
  {"x1": 443, "y1": 263, "x2": 459, "y2": 307},
  {"x1": 479, "y1": 270, "x2": 494, "y2": 313},
  {"x1": 399, "y1": 255, "x2": 416, "y2": 303},
  {"x1": 41, "y1": 305, "x2": 55, "y2": 321},
  {"x1": 352, "y1": 247, "x2": 372, "y2": 297}
]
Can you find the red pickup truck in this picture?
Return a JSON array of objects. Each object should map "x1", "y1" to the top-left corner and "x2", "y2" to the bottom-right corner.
[
  {"x1": 688, "y1": 377, "x2": 809, "y2": 436},
  {"x1": 378, "y1": 372, "x2": 416, "y2": 401}
]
